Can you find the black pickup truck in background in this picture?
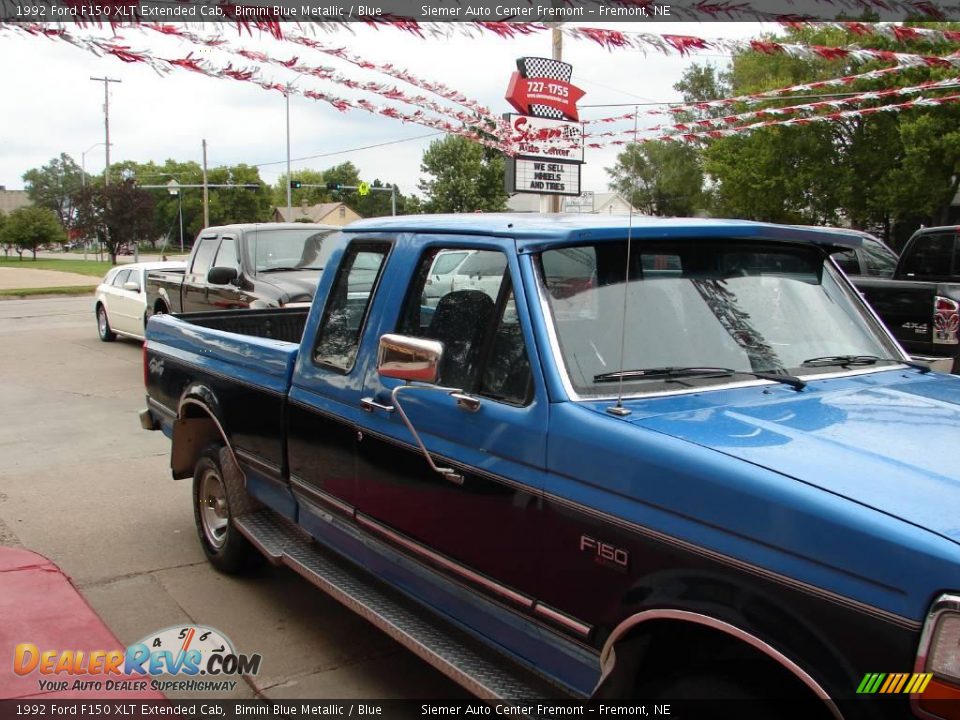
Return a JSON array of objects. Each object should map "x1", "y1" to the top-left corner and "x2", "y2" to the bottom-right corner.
[
  {"x1": 146, "y1": 223, "x2": 337, "y2": 315},
  {"x1": 853, "y1": 226, "x2": 960, "y2": 373}
]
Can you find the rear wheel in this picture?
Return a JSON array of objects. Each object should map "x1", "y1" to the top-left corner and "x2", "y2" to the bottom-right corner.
[
  {"x1": 96, "y1": 305, "x2": 116, "y2": 342},
  {"x1": 192, "y1": 444, "x2": 262, "y2": 574}
]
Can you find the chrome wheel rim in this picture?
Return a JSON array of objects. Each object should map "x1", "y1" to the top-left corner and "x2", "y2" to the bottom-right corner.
[
  {"x1": 199, "y1": 468, "x2": 229, "y2": 549},
  {"x1": 97, "y1": 309, "x2": 107, "y2": 336}
]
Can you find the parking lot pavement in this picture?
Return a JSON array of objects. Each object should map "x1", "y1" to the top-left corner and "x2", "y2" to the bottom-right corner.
[{"x1": 0, "y1": 297, "x2": 467, "y2": 702}]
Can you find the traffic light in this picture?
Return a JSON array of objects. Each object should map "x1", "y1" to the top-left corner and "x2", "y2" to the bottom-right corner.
[
  {"x1": 290, "y1": 180, "x2": 302, "y2": 189},
  {"x1": 326, "y1": 182, "x2": 342, "y2": 191}
]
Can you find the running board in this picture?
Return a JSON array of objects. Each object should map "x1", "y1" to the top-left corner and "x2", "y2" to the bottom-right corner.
[{"x1": 234, "y1": 509, "x2": 577, "y2": 701}]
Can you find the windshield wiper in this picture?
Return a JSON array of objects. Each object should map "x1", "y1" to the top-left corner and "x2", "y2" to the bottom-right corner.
[
  {"x1": 801, "y1": 355, "x2": 931, "y2": 373},
  {"x1": 259, "y1": 266, "x2": 312, "y2": 273},
  {"x1": 593, "y1": 366, "x2": 806, "y2": 391}
]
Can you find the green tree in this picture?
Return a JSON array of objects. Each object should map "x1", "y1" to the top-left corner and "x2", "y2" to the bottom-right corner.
[
  {"x1": 695, "y1": 23, "x2": 960, "y2": 236},
  {"x1": 418, "y1": 136, "x2": 507, "y2": 213},
  {"x1": 72, "y1": 180, "x2": 156, "y2": 264},
  {"x1": 206, "y1": 164, "x2": 272, "y2": 228},
  {"x1": 22, "y1": 153, "x2": 84, "y2": 228},
  {"x1": 607, "y1": 142, "x2": 705, "y2": 217},
  {"x1": 0, "y1": 207, "x2": 66, "y2": 260}
]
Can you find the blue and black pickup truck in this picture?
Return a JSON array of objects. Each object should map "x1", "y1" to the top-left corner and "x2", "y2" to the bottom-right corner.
[{"x1": 141, "y1": 215, "x2": 960, "y2": 719}]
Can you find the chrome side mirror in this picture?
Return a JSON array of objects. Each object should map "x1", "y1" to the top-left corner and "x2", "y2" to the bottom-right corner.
[
  {"x1": 377, "y1": 334, "x2": 443, "y2": 384},
  {"x1": 122, "y1": 281, "x2": 141, "y2": 293}
]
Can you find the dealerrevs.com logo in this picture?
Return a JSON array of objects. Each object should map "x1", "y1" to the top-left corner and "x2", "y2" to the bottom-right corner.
[{"x1": 14, "y1": 625, "x2": 262, "y2": 693}]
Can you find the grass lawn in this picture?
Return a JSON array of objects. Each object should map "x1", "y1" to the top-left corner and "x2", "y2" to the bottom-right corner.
[
  {"x1": 0, "y1": 256, "x2": 114, "y2": 277},
  {"x1": 0, "y1": 286, "x2": 97, "y2": 298}
]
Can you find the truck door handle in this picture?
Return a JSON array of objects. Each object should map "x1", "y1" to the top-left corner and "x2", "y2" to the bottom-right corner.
[
  {"x1": 361, "y1": 397, "x2": 394, "y2": 413},
  {"x1": 450, "y1": 392, "x2": 481, "y2": 412}
]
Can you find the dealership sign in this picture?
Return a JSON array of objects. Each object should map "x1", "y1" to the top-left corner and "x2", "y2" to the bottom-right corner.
[
  {"x1": 505, "y1": 57, "x2": 586, "y2": 198},
  {"x1": 505, "y1": 57, "x2": 584, "y2": 122},
  {"x1": 507, "y1": 114, "x2": 584, "y2": 162},
  {"x1": 506, "y1": 158, "x2": 581, "y2": 197}
]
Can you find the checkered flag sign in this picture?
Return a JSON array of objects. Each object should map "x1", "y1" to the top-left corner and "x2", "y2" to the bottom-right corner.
[{"x1": 517, "y1": 57, "x2": 573, "y2": 120}]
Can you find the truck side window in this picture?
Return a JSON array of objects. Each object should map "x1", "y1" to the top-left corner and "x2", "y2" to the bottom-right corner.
[
  {"x1": 833, "y1": 249, "x2": 861, "y2": 275},
  {"x1": 479, "y1": 289, "x2": 532, "y2": 405},
  {"x1": 901, "y1": 233, "x2": 956, "y2": 279},
  {"x1": 859, "y1": 239, "x2": 897, "y2": 277},
  {"x1": 214, "y1": 237, "x2": 240, "y2": 272},
  {"x1": 397, "y1": 248, "x2": 532, "y2": 403},
  {"x1": 191, "y1": 238, "x2": 219, "y2": 276},
  {"x1": 313, "y1": 244, "x2": 389, "y2": 372}
]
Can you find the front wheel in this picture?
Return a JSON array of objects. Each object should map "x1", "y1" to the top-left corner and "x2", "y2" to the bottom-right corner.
[
  {"x1": 96, "y1": 305, "x2": 116, "y2": 342},
  {"x1": 192, "y1": 444, "x2": 262, "y2": 574}
]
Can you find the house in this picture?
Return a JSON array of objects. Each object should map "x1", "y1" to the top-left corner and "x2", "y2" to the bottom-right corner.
[
  {"x1": 506, "y1": 191, "x2": 638, "y2": 214},
  {"x1": 272, "y1": 201, "x2": 361, "y2": 225},
  {"x1": 0, "y1": 187, "x2": 31, "y2": 215}
]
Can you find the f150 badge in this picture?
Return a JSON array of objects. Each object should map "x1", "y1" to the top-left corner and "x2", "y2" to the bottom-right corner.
[{"x1": 580, "y1": 534, "x2": 629, "y2": 572}]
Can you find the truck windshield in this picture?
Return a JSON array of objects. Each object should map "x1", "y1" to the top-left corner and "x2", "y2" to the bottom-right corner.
[
  {"x1": 249, "y1": 228, "x2": 336, "y2": 273},
  {"x1": 537, "y1": 240, "x2": 901, "y2": 397}
]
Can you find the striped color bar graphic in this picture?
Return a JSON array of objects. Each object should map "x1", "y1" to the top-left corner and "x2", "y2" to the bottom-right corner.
[{"x1": 857, "y1": 672, "x2": 933, "y2": 694}]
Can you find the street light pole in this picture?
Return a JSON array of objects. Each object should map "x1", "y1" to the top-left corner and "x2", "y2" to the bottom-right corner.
[
  {"x1": 81, "y1": 142, "x2": 106, "y2": 188},
  {"x1": 167, "y1": 179, "x2": 184, "y2": 253},
  {"x1": 286, "y1": 85, "x2": 292, "y2": 217},
  {"x1": 284, "y1": 76, "x2": 304, "y2": 219}
]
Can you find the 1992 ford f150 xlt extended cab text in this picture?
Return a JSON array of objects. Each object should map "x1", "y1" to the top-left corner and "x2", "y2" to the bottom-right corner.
[{"x1": 141, "y1": 215, "x2": 960, "y2": 719}]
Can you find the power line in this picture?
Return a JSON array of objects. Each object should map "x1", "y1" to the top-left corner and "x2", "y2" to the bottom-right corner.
[{"x1": 254, "y1": 132, "x2": 443, "y2": 169}]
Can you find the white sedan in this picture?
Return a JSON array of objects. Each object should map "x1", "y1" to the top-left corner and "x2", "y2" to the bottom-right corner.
[{"x1": 95, "y1": 261, "x2": 186, "y2": 342}]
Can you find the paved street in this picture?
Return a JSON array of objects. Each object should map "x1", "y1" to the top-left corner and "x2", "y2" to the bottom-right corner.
[{"x1": 0, "y1": 296, "x2": 466, "y2": 702}]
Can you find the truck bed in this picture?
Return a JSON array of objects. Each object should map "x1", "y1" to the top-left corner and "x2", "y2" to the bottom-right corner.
[
  {"x1": 180, "y1": 307, "x2": 310, "y2": 344},
  {"x1": 144, "y1": 309, "x2": 308, "y2": 434}
]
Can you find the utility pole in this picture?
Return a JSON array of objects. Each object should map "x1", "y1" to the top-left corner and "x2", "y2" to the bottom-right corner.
[
  {"x1": 550, "y1": 26, "x2": 563, "y2": 214},
  {"x1": 90, "y1": 77, "x2": 121, "y2": 186},
  {"x1": 202, "y1": 139, "x2": 210, "y2": 228}
]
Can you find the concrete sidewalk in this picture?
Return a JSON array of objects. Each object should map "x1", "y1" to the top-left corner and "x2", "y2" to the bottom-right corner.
[{"x1": 0, "y1": 267, "x2": 98, "y2": 290}]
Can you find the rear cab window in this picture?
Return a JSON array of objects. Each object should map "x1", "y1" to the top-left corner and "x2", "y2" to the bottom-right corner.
[
  {"x1": 191, "y1": 237, "x2": 220, "y2": 276},
  {"x1": 312, "y1": 242, "x2": 391, "y2": 373}
]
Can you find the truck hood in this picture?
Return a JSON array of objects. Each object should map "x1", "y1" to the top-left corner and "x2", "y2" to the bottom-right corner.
[
  {"x1": 259, "y1": 270, "x2": 320, "y2": 303},
  {"x1": 613, "y1": 375, "x2": 960, "y2": 544}
]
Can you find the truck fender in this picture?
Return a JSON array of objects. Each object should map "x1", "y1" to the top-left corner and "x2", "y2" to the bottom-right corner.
[
  {"x1": 595, "y1": 608, "x2": 840, "y2": 716},
  {"x1": 171, "y1": 388, "x2": 240, "y2": 481}
]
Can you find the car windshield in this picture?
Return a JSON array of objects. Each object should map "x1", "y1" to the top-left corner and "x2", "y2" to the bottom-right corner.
[
  {"x1": 249, "y1": 228, "x2": 336, "y2": 273},
  {"x1": 538, "y1": 240, "x2": 901, "y2": 397}
]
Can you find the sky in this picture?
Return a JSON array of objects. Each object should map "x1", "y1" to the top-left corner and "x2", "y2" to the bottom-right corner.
[{"x1": 0, "y1": 21, "x2": 772, "y2": 201}]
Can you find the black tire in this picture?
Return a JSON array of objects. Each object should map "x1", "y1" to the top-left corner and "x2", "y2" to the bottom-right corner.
[
  {"x1": 96, "y1": 305, "x2": 116, "y2": 342},
  {"x1": 154, "y1": 301, "x2": 169, "y2": 316},
  {"x1": 192, "y1": 444, "x2": 262, "y2": 574}
]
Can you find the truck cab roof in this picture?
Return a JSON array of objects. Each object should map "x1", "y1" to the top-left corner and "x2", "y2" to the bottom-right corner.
[{"x1": 342, "y1": 213, "x2": 864, "y2": 250}]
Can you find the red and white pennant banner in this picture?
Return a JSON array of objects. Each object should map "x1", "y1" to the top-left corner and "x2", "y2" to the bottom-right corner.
[
  {"x1": 648, "y1": 76, "x2": 960, "y2": 134},
  {"x1": 646, "y1": 93, "x2": 960, "y2": 145},
  {"x1": 136, "y1": 23, "x2": 499, "y2": 129},
  {"x1": 780, "y1": 21, "x2": 960, "y2": 45},
  {"x1": 3, "y1": 22, "x2": 513, "y2": 153}
]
